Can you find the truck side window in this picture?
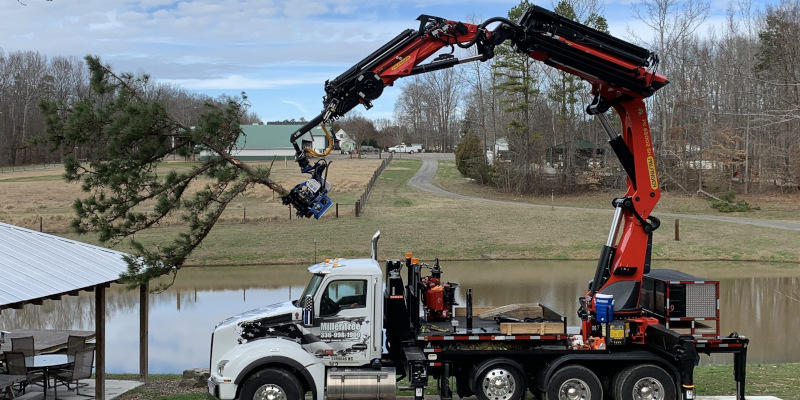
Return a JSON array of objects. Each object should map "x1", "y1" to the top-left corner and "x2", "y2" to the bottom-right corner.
[{"x1": 319, "y1": 280, "x2": 367, "y2": 317}]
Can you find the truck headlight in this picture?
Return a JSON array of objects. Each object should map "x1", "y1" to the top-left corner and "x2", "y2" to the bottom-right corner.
[{"x1": 217, "y1": 360, "x2": 229, "y2": 375}]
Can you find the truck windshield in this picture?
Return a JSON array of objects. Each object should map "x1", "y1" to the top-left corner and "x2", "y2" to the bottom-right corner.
[{"x1": 294, "y1": 274, "x2": 323, "y2": 305}]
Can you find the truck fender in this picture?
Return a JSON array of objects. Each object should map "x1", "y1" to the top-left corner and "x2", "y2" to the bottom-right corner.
[
  {"x1": 536, "y1": 351, "x2": 680, "y2": 393},
  {"x1": 223, "y1": 338, "x2": 325, "y2": 400},
  {"x1": 469, "y1": 357, "x2": 526, "y2": 394}
]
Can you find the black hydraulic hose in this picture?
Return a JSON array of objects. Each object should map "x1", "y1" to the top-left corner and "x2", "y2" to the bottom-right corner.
[{"x1": 456, "y1": 16, "x2": 519, "y2": 49}]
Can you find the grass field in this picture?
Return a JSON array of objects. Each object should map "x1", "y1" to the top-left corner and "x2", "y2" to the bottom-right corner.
[
  {"x1": 434, "y1": 161, "x2": 800, "y2": 221},
  {"x1": 5, "y1": 158, "x2": 784, "y2": 265},
  {"x1": 0, "y1": 157, "x2": 382, "y2": 232},
  {"x1": 110, "y1": 363, "x2": 800, "y2": 400}
]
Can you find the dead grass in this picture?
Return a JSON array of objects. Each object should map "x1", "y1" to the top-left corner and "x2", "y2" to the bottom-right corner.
[
  {"x1": 44, "y1": 159, "x2": 800, "y2": 266},
  {"x1": 2, "y1": 158, "x2": 799, "y2": 266},
  {"x1": 434, "y1": 161, "x2": 800, "y2": 221},
  {"x1": 0, "y1": 157, "x2": 382, "y2": 231}
]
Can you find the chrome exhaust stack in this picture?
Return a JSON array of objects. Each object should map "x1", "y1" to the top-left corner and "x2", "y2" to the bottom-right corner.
[{"x1": 371, "y1": 230, "x2": 381, "y2": 261}]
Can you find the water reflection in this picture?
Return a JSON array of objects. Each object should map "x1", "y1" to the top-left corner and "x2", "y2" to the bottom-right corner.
[{"x1": 0, "y1": 261, "x2": 797, "y2": 373}]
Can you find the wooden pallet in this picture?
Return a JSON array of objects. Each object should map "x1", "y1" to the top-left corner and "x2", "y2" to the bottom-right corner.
[
  {"x1": 499, "y1": 322, "x2": 565, "y2": 335},
  {"x1": 477, "y1": 303, "x2": 544, "y2": 320}
]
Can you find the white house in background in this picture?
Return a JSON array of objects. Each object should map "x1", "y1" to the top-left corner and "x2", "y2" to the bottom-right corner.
[
  {"x1": 486, "y1": 137, "x2": 510, "y2": 163},
  {"x1": 334, "y1": 129, "x2": 356, "y2": 152}
]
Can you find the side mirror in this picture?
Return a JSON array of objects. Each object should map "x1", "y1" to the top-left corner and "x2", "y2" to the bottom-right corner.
[{"x1": 302, "y1": 295, "x2": 315, "y2": 327}]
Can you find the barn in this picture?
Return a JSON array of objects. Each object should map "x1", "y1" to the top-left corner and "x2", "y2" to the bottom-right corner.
[{"x1": 201, "y1": 124, "x2": 330, "y2": 160}]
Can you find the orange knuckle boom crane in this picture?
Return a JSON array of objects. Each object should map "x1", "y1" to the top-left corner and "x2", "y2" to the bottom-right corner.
[{"x1": 279, "y1": 5, "x2": 748, "y2": 399}]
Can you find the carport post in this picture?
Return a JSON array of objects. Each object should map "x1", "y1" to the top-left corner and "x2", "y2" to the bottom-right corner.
[
  {"x1": 95, "y1": 284, "x2": 106, "y2": 400},
  {"x1": 139, "y1": 282, "x2": 149, "y2": 382}
]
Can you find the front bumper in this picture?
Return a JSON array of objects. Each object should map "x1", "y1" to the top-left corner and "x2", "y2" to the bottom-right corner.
[{"x1": 208, "y1": 375, "x2": 237, "y2": 400}]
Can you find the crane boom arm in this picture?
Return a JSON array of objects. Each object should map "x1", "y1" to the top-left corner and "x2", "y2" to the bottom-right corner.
[{"x1": 281, "y1": 5, "x2": 668, "y2": 319}]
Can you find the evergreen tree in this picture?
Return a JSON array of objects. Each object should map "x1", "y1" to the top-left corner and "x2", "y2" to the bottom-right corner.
[
  {"x1": 492, "y1": 0, "x2": 541, "y2": 167},
  {"x1": 455, "y1": 131, "x2": 490, "y2": 183},
  {"x1": 39, "y1": 56, "x2": 285, "y2": 287}
]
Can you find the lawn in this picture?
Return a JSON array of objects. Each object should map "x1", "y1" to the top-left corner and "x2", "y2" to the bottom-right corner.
[
  {"x1": 14, "y1": 158, "x2": 788, "y2": 265},
  {"x1": 2, "y1": 157, "x2": 799, "y2": 266}
]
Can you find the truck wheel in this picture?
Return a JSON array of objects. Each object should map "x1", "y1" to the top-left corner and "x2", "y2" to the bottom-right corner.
[
  {"x1": 613, "y1": 364, "x2": 675, "y2": 400},
  {"x1": 409, "y1": 150, "x2": 415, "y2": 154},
  {"x1": 546, "y1": 365, "x2": 601, "y2": 400},
  {"x1": 240, "y1": 368, "x2": 303, "y2": 400},
  {"x1": 475, "y1": 363, "x2": 525, "y2": 400}
]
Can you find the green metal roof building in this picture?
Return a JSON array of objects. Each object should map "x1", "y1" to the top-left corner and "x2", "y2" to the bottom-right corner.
[{"x1": 202, "y1": 124, "x2": 328, "y2": 160}]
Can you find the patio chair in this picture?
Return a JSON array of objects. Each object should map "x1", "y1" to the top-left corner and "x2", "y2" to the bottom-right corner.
[
  {"x1": 3, "y1": 351, "x2": 44, "y2": 394},
  {"x1": 54, "y1": 349, "x2": 93, "y2": 398},
  {"x1": 65, "y1": 336, "x2": 86, "y2": 356},
  {"x1": 11, "y1": 337, "x2": 34, "y2": 357}
]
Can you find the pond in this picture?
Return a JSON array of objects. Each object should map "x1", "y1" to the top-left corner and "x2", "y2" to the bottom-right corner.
[{"x1": 1, "y1": 260, "x2": 798, "y2": 373}]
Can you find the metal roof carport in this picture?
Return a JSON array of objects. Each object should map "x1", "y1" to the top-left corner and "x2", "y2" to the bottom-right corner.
[{"x1": 0, "y1": 222, "x2": 150, "y2": 400}]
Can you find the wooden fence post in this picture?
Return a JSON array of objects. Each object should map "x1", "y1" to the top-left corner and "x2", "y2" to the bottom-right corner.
[
  {"x1": 355, "y1": 200, "x2": 360, "y2": 217},
  {"x1": 335, "y1": 203, "x2": 339, "y2": 218},
  {"x1": 674, "y1": 219, "x2": 680, "y2": 241},
  {"x1": 289, "y1": 205, "x2": 292, "y2": 220},
  {"x1": 139, "y1": 283, "x2": 149, "y2": 382}
]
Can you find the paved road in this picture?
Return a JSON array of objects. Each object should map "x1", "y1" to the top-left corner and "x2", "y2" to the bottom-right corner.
[{"x1": 406, "y1": 154, "x2": 800, "y2": 232}]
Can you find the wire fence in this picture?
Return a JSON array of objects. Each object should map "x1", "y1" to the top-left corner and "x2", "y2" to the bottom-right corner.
[
  {"x1": 0, "y1": 163, "x2": 62, "y2": 174},
  {"x1": 354, "y1": 152, "x2": 393, "y2": 217}
]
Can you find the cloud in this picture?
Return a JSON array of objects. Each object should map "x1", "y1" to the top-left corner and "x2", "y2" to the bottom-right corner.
[
  {"x1": 163, "y1": 74, "x2": 332, "y2": 90},
  {"x1": 281, "y1": 99, "x2": 311, "y2": 116}
]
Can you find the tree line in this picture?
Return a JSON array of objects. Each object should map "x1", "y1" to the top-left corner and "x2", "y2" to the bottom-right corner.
[
  {"x1": 0, "y1": 51, "x2": 259, "y2": 167},
  {"x1": 395, "y1": 0, "x2": 800, "y2": 196}
]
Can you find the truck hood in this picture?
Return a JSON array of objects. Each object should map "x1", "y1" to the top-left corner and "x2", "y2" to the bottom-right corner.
[
  {"x1": 214, "y1": 300, "x2": 304, "y2": 344},
  {"x1": 216, "y1": 301, "x2": 301, "y2": 328}
]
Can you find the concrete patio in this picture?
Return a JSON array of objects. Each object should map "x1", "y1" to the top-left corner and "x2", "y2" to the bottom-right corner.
[{"x1": 23, "y1": 379, "x2": 142, "y2": 400}]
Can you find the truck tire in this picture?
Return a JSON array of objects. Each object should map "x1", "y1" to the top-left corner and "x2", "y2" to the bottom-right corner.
[
  {"x1": 612, "y1": 364, "x2": 675, "y2": 400},
  {"x1": 409, "y1": 150, "x2": 415, "y2": 154},
  {"x1": 475, "y1": 363, "x2": 525, "y2": 400},
  {"x1": 239, "y1": 368, "x2": 303, "y2": 400},
  {"x1": 545, "y1": 365, "x2": 601, "y2": 400}
]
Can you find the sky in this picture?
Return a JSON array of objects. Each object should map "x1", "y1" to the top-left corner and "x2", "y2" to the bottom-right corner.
[{"x1": 0, "y1": 0, "x2": 779, "y2": 123}]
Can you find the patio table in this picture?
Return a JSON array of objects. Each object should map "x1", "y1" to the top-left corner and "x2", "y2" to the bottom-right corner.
[{"x1": 26, "y1": 355, "x2": 73, "y2": 399}]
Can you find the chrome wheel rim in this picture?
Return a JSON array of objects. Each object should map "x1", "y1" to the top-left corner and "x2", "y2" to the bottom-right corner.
[
  {"x1": 254, "y1": 384, "x2": 287, "y2": 400},
  {"x1": 482, "y1": 368, "x2": 517, "y2": 400},
  {"x1": 558, "y1": 378, "x2": 591, "y2": 400},
  {"x1": 632, "y1": 377, "x2": 665, "y2": 400}
]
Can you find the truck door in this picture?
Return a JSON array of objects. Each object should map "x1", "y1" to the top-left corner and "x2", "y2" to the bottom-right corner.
[{"x1": 311, "y1": 278, "x2": 373, "y2": 366}]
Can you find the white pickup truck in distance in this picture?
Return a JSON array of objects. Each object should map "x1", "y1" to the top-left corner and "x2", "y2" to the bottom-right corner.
[{"x1": 387, "y1": 143, "x2": 422, "y2": 153}]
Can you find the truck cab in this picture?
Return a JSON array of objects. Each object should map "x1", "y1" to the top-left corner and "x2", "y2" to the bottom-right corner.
[{"x1": 208, "y1": 257, "x2": 387, "y2": 400}]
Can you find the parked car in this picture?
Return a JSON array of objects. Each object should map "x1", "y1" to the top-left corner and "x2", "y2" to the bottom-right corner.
[{"x1": 359, "y1": 145, "x2": 379, "y2": 153}]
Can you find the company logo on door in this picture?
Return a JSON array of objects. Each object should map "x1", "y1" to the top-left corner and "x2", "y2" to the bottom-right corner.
[{"x1": 320, "y1": 321, "x2": 362, "y2": 340}]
